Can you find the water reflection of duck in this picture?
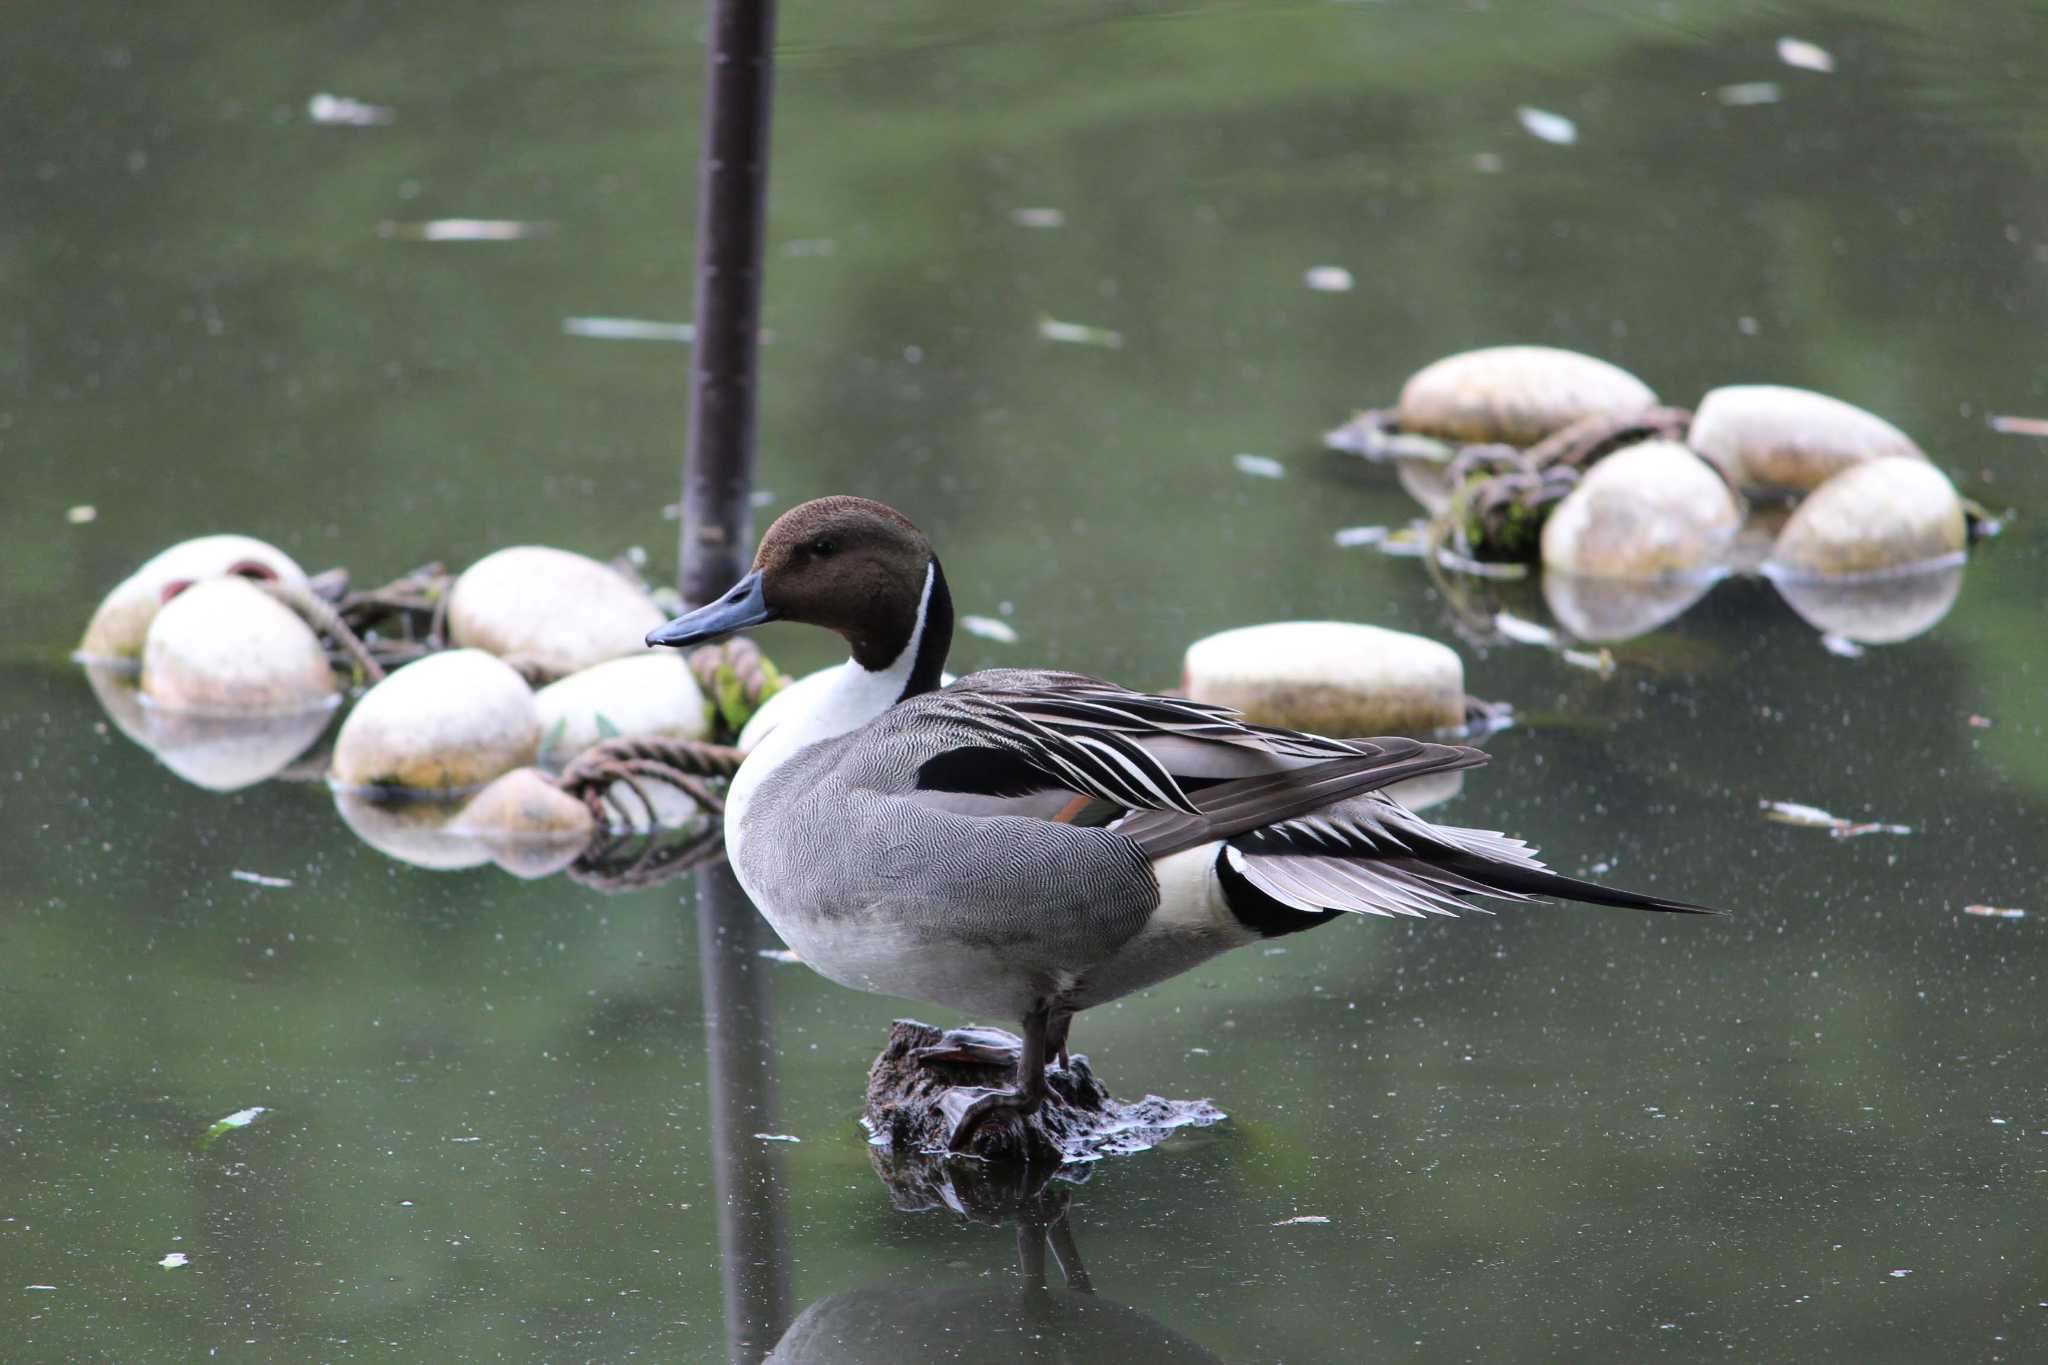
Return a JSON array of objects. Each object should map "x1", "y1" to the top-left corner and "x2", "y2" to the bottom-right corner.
[
  {"x1": 766, "y1": 1162, "x2": 1221, "y2": 1364},
  {"x1": 765, "y1": 1282, "x2": 1222, "y2": 1364},
  {"x1": 647, "y1": 497, "x2": 1720, "y2": 1151}
]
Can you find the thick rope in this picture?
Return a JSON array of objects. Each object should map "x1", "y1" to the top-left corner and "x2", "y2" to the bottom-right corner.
[{"x1": 256, "y1": 579, "x2": 387, "y2": 683}]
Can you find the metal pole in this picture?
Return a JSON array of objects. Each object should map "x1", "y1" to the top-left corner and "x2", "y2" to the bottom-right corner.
[
  {"x1": 680, "y1": 0, "x2": 779, "y2": 606},
  {"x1": 677, "y1": 2, "x2": 789, "y2": 1357}
]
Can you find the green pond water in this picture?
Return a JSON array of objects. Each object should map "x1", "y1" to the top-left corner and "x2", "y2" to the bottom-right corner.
[{"x1": 6, "y1": 1, "x2": 2048, "y2": 1360}]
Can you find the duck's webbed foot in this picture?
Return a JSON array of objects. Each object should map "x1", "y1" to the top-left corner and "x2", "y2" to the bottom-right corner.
[
  {"x1": 912, "y1": 1025, "x2": 1024, "y2": 1073},
  {"x1": 944, "y1": 1003, "x2": 1052, "y2": 1156}
]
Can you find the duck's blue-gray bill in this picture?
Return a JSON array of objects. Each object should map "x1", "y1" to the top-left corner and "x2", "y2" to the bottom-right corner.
[{"x1": 645, "y1": 571, "x2": 778, "y2": 648}]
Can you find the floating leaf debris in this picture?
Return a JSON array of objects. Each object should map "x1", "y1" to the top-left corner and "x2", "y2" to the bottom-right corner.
[
  {"x1": 230, "y1": 869, "x2": 294, "y2": 888},
  {"x1": 1988, "y1": 414, "x2": 2048, "y2": 437},
  {"x1": 199, "y1": 1106, "x2": 270, "y2": 1148},
  {"x1": 1759, "y1": 800, "x2": 1910, "y2": 838},
  {"x1": 67, "y1": 504, "x2": 97, "y2": 524},
  {"x1": 1492, "y1": 612, "x2": 1558, "y2": 648},
  {"x1": 1037, "y1": 315, "x2": 1123, "y2": 349},
  {"x1": 961, "y1": 615, "x2": 1019, "y2": 644},
  {"x1": 1233, "y1": 453, "x2": 1286, "y2": 480},
  {"x1": 1561, "y1": 647, "x2": 1615, "y2": 677},
  {"x1": 1304, "y1": 265, "x2": 1354, "y2": 293},
  {"x1": 753, "y1": 1132, "x2": 801, "y2": 1144},
  {"x1": 1516, "y1": 106, "x2": 1578, "y2": 146},
  {"x1": 1963, "y1": 905, "x2": 2025, "y2": 920},
  {"x1": 1273, "y1": 1215, "x2": 1331, "y2": 1227},
  {"x1": 308, "y1": 93, "x2": 394, "y2": 126},
  {"x1": 1778, "y1": 37, "x2": 1836, "y2": 73},
  {"x1": 756, "y1": 948, "x2": 802, "y2": 964},
  {"x1": 563, "y1": 317, "x2": 696, "y2": 343},
  {"x1": 1332, "y1": 525, "x2": 1388, "y2": 548}
]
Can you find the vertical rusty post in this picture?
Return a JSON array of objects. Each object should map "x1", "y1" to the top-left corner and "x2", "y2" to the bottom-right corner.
[
  {"x1": 679, "y1": 2, "x2": 790, "y2": 1359},
  {"x1": 680, "y1": 0, "x2": 779, "y2": 606}
]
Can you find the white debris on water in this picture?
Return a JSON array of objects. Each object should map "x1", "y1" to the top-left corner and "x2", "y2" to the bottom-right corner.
[
  {"x1": 1037, "y1": 315, "x2": 1123, "y2": 349},
  {"x1": 753, "y1": 1133, "x2": 801, "y2": 1144},
  {"x1": 1304, "y1": 265, "x2": 1354, "y2": 293},
  {"x1": 1272, "y1": 1215, "x2": 1330, "y2": 1227},
  {"x1": 159, "y1": 1253, "x2": 189, "y2": 1270},
  {"x1": 1493, "y1": 612, "x2": 1558, "y2": 648},
  {"x1": 1233, "y1": 453, "x2": 1286, "y2": 480},
  {"x1": 1820, "y1": 633, "x2": 1865, "y2": 659},
  {"x1": 308, "y1": 93, "x2": 394, "y2": 125},
  {"x1": 961, "y1": 615, "x2": 1019, "y2": 644},
  {"x1": 1963, "y1": 905, "x2": 2025, "y2": 921},
  {"x1": 1778, "y1": 37, "x2": 1836, "y2": 73},
  {"x1": 1010, "y1": 207, "x2": 1066, "y2": 228},
  {"x1": 1332, "y1": 525, "x2": 1388, "y2": 548},
  {"x1": 1717, "y1": 81, "x2": 1782, "y2": 106},
  {"x1": 379, "y1": 219, "x2": 552, "y2": 242},
  {"x1": 231, "y1": 870, "x2": 294, "y2": 888},
  {"x1": 563, "y1": 317, "x2": 696, "y2": 343},
  {"x1": 1516, "y1": 106, "x2": 1578, "y2": 145}
]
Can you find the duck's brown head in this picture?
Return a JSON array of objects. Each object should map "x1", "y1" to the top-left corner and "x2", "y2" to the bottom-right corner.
[{"x1": 647, "y1": 496, "x2": 952, "y2": 680}]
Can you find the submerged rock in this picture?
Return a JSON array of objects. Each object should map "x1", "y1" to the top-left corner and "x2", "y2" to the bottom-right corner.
[
  {"x1": 139, "y1": 577, "x2": 339, "y2": 715},
  {"x1": 1766, "y1": 457, "x2": 1966, "y2": 579},
  {"x1": 1538, "y1": 440, "x2": 1739, "y2": 579},
  {"x1": 447, "y1": 546, "x2": 665, "y2": 678},
  {"x1": 330, "y1": 648, "x2": 539, "y2": 795},
  {"x1": 1689, "y1": 385, "x2": 1925, "y2": 493},
  {"x1": 1182, "y1": 621, "x2": 1465, "y2": 736},
  {"x1": 80, "y1": 534, "x2": 310, "y2": 661},
  {"x1": 534, "y1": 652, "x2": 709, "y2": 767},
  {"x1": 1775, "y1": 561, "x2": 1965, "y2": 645},
  {"x1": 864, "y1": 1020, "x2": 1224, "y2": 1166},
  {"x1": 1397, "y1": 345, "x2": 1656, "y2": 447}
]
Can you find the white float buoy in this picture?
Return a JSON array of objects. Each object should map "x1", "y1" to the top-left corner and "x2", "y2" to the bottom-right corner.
[
  {"x1": 1688, "y1": 385, "x2": 1925, "y2": 493},
  {"x1": 80, "y1": 534, "x2": 310, "y2": 661},
  {"x1": 139, "y1": 577, "x2": 339, "y2": 716},
  {"x1": 1539, "y1": 441, "x2": 1740, "y2": 580},
  {"x1": 1397, "y1": 346, "x2": 1657, "y2": 448},
  {"x1": 1183, "y1": 621, "x2": 1466, "y2": 737},
  {"x1": 534, "y1": 652, "x2": 710, "y2": 766},
  {"x1": 329, "y1": 648, "x2": 540, "y2": 795},
  {"x1": 1765, "y1": 457, "x2": 1966, "y2": 579},
  {"x1": 447, "y1": 546, "x2": 666, "y2": 679}
]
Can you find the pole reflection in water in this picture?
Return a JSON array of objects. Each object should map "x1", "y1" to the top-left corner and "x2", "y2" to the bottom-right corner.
[{"x1": 696, "y1": 860, "x2": 794, "y2": 1363}]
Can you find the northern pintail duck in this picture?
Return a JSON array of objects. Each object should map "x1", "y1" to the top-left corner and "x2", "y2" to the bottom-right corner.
[{"x1": 649, "y1": 496, "x2": 1718, "y2": 1148}]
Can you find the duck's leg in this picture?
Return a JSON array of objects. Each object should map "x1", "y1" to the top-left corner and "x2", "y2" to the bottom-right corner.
[
  {"x1": 946, "y1": 1000, "x2": 1052, "y2": 1153},
  {"x1": 1047, "y1": 1010, "x2": 1075, "y2": 1072}
]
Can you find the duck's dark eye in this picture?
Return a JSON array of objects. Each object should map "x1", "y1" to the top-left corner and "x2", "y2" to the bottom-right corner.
[{"x1": 809, "y1": 537, "x2": 837, "y2": 557}]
